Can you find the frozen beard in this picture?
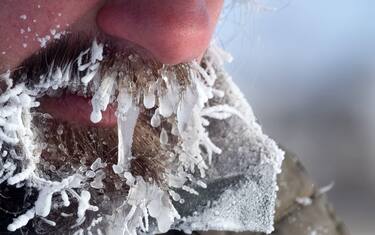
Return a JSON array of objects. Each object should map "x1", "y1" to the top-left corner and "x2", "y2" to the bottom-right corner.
[{"x1": 0, "y1": 35, "x2": 238, "y2": 234}]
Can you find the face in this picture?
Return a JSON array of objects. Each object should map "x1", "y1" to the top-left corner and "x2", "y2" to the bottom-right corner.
[
  {"x1": 0, "y1": 1, "x2": 224, "y2": 234},
  {"x1": 0, "y1": 0, "x2": 223, "y2": 72}
]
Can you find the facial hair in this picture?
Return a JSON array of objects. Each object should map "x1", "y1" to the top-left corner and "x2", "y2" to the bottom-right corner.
[{"x1": 0, "y1": 33, "x2": 227, "y2": 234}]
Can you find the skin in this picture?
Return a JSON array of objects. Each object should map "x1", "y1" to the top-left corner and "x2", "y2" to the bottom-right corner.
[{"x1": 0, "y1": 0, "x2": 224, "y2": 73}]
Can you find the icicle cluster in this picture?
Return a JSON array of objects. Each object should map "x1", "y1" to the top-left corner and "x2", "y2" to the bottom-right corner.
[
  {"x1": 90, "y1": 42, "x2": 242, "y2": 234},
  {"x1": 0, "y1": 39, "x2": 104, "y2": 232},
  {"x1": 0, "y1": 37, "x2": 246, "y2": 234}
]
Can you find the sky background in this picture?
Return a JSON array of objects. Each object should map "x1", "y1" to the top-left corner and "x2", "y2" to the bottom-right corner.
[{"x1": 217, "y1": 1, "x2": 375, "y2": 234}]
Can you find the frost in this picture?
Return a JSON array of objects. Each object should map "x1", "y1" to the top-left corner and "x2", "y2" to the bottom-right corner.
[
  {"x1": 19, "y1": 14, "x2": 27, "y2": 20},
  {"x1": 37, "y1": 35, "x2": 51, "y2": 48},
  {"x1": 122, "y1": 177, "x2": 180, "y2": 235},
  {"x1": 36, "y1": 29, "x2": 66, "y2": 48},
  {"x1": 0, "y1": 38, "x2": 283, "y2": 234}
]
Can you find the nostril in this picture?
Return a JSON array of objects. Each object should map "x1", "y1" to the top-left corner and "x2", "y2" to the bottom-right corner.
[{"x1": 96, "y1": 0, "x2": 216, "y2": 65}]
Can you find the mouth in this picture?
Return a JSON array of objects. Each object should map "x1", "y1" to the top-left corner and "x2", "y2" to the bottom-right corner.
[{"x1": 38, "y1": 91, "x2": 117, "y2": 127}]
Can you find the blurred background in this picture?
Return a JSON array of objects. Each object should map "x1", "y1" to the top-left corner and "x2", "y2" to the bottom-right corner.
[{"x1": 216, "y1": 1, "x2": 375, "y2": 234}]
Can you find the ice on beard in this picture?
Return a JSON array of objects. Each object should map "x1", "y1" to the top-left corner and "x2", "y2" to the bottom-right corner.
[{"x1": 0, "y1": 39, "x2": 283, "y2": 235}]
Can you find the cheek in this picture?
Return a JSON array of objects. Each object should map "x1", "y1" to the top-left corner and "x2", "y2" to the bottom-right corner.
[{"x1": 0, "y1": 0, "x2": 102, "y2": 73}]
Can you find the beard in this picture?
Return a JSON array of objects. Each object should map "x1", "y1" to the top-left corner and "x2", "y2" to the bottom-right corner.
[{"x1": 0, "y1": 33, "x2": 230, "y2": 234}]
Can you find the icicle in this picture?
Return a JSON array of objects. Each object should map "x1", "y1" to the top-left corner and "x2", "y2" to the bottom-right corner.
[
  {"x1": 52, "y1": 68, "x2": 62, "y2": 82},
  {"x1": 90, "y1": 39, "x2": 104, "y2": 64},
  {"x1": 90, "y1": 74, "x2": 116, "y2": 123},
  {"x1": 7, "y1": 164, "x2": 36, "y2": 185},
  {"x1": 61, "y1": 190, "x2": 70, "y2": 207},
  {"x1": 160, "y1": 128, "x2": 168, "y2": 145},
  {"x1": 7, "y1": 208, "x2": 36, "y2": 232},
  {"x1": 177, "y1": 87, "x2": 197, "y2": 133},
  {"x1": 117, "y1": 86, "x2": 133, "y2": 118},
  {"x1": 90, "y1": 158, "x2": 107, "y2": 171},
  {"x1": 201, "y1": 104, "x2": 247, "y2": 122},
  {"x1": 150, "y1": 109, "x2": 161, "y2": 128},
  {"x1": 40, "y1": 217, "x2": 56, "y2": 226},
  {"x1": 182, "y1": 185, "x2": 199, "y2": 195},
  {"x1": 114, "y1": 106, "x2": 139, "y2": 174},
  {"x1": 77, "y1": 190, "x2": 98, "y2": 220},
  {"x1": 196, "y1": 180, "x2": 207, "y2": 188},
  {"x1": 81, "y1": 70, "x2": 97, "y2": 85},
  {"x1": 143, "y1": 83, "x2": 156, "y2": 109},
  {"x1": 90, "y1": 170, "x2": 105, "y2": 189},
  {"x1": 158, "y1": 73, "x2": 179, "y2": 117}
]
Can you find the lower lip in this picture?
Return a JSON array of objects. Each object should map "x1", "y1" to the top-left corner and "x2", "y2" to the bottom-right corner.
[{"x1": 38, "y1": 94, "x2": 117, "y2": 127}]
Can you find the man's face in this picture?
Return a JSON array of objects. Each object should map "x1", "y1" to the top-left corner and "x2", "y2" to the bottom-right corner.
[
  {"x1": 0, "y1": 1, "x2": 224, "y2": 234},
  {"x1": 0, "y1": 0, "x2": 223, "y2": 72}
]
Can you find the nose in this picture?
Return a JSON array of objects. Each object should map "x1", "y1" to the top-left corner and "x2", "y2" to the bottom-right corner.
[{"x1": 96, "y1": 0, "x2": 222, "y2": 65}]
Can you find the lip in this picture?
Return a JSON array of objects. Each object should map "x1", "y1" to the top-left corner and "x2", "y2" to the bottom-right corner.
[{"x1": 38, "y1": 93, "x2": 117, "y2": 127}]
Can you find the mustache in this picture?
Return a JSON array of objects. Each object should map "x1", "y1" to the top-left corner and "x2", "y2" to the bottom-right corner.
[
  {"x1": 0, "y1": 31, "x2": 232, "y2": 234},
  {"x1": 10, "y1": 33, "x2": 193, "y2": 97},
  {"x1": 32, "y1": 112, "x2": 167, "y2": 186}
]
